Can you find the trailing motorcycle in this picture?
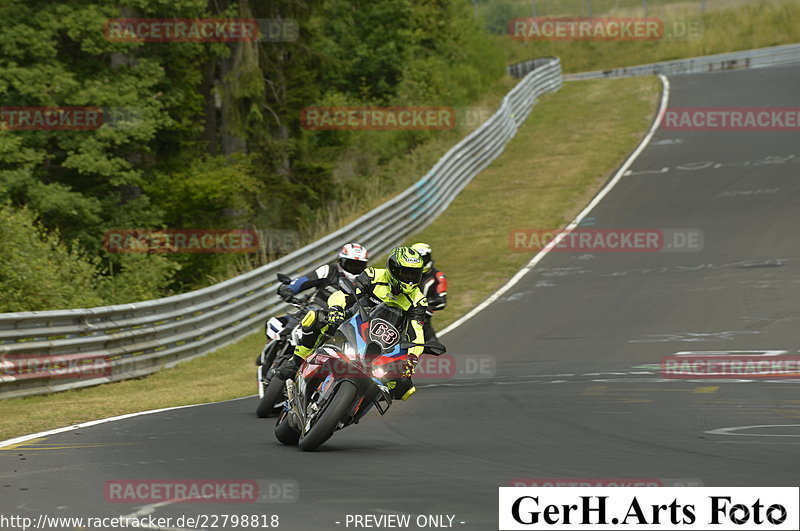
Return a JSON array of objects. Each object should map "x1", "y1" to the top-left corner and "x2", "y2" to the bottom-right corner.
[
  {"x1": 255, "y1": 274, "x2": 312, "y2": 418},
  {"x1": 274, "y1": 278, "x2": 445, "y2": 451}
]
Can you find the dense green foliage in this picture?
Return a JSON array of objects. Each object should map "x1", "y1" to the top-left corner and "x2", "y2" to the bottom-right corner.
[
  {"x1": 0, "y1": 0, "x2": 505, "y2": 311},
  {"x1": 0, "y1": 203, "x2": 179, "y2": 310}
]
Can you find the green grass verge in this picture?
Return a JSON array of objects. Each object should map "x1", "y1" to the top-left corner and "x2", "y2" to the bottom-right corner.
[
  {"x1": 405, "y1": 76, "x2": 661, "y2": 330},
  {"x1": 502, "y1": 0, "x2": 800, "y2": 73},
  {"x1": 0, "y1": 75, "x2": 660, "y2": 442}
]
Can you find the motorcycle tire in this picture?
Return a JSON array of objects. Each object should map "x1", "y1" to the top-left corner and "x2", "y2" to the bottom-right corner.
[
  {"x1": 298, "y1": 380, "x2": 357, "y2": 452},
  {"x1": 256, "y1": 375, "x2": 285, "y2": 418},
  {"x1": 274, "y1": 411, "x2": 300, "y2": 446}
]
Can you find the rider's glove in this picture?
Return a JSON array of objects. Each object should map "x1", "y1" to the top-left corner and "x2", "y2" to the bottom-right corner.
[
  {"x1": 277, "y1": 284, "x2": 294, "y2": 301},
  {"x1": 401, "y1": 354, "x2": 419, "y2": 379},
  {"x1": 327, "y1": 306, "x2": 346, "y2": 326},
  {"x1": 428, "y1": 300, "x2": 446, "y2": 312}
]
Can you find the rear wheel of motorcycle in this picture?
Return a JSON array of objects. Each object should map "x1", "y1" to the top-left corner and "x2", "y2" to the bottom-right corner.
[
  {"x1": 298, "y1": 380, "x2": 357, "y2": 452},
  {"x1": 256, "y1": 376, "x2": 285, "y2": 418},
  {"x1": 274, "y1": 411, "x2": 300, "y2": 445}
]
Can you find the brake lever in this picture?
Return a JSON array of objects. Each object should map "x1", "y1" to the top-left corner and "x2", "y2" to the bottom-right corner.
[{"x1": 400, "y1": 341, "x2": 447, "y2": 356}]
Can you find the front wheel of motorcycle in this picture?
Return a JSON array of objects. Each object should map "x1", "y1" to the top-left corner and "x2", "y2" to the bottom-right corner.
[
  {"x1": 274, "y1": 411, "x2": 300, "y2": 446},
  {"x1": 298, "y1": 380, "x2": 358, "y2": 452},
  {"x1": 256, "y1": 375, "x2": 285, "y2": 418}
]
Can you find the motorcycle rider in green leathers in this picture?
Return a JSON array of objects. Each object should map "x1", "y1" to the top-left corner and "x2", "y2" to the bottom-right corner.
[{"x1": 277, "y1": 246, "x2": 428, "y2": 400}]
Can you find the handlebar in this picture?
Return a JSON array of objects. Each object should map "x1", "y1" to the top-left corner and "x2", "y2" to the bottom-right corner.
[
  {"x1": 285, "y1": 296, "x2": 304, "y2": 307},
  {"x1": 280, "y1": 293, "x2": 312, "y2": 309},
  {"x1": 400, "y1": 340, "x2": 447, "y2": 356}
]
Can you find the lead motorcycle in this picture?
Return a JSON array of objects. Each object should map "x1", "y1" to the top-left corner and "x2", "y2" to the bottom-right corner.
[
  {"x1": 255, "y1": 274, "x2": 312, "y2": 418},
  {"x1": 274, "y1": 278, "x2": 445, "y2": 451}
]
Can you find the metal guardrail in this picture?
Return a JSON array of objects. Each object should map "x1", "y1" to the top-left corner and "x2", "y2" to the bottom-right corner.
[
  {"x1": 0, "y1": 58, "x2": 563, "y2": 399},
  {"x1": 563, "y1": 43, "x2": 800, "y2": 80},
  {"x1": 507, "y1": 57, "x2": 557, "y2": 78}
]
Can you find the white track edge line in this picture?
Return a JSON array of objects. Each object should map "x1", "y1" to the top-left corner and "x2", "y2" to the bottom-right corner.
[
  {"x1": 1, "y1": 75, "x2": 670, "y2": 447},
  {"x1": 439, "y1": 74, "x2": 671, "y2": 337},
  {"x1": 0, "y1": 395, "x2": 255, "y2": 448}
]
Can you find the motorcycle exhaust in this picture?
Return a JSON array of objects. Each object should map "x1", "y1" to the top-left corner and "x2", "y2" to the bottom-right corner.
[{"x1": 284, "y1": 379, "x2": 305, "y2": 431}]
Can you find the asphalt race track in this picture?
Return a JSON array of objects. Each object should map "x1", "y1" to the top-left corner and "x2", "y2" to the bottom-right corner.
[{"x1": 2, "y1": 65, "x2": 800, "y2": 531}]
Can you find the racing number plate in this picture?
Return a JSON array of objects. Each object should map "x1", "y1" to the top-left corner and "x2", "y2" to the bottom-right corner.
[{"x1": 368, "y1": 318, "x2": 400, "y2": 348}]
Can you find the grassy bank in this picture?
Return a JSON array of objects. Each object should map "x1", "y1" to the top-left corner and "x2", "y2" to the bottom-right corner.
[
  {"x1": 404, "y1": 76, "x2": 661, "y2": 329},
  {"x1": 500, "y1": 0, "x2": 800, "y2": 72},
  {"x1": 0, "y1": 75, "x2": 660, "y2": 442},
  {"x1": 310, "y1": 0, "x2": 800, "y2": 248}
]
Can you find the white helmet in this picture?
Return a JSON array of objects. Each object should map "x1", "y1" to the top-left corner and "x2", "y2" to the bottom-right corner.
[
  {"x1": 410, "y1": 242, "x2": 433, "y2": 273},
  {"x1": 337, "y1": 242, "x2": 369, "y2": 281}
]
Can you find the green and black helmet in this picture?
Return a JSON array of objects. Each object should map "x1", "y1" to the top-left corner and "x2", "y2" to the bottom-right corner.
[{"x1": 386, "y1": 246, "x2": 424, "y2": 295}]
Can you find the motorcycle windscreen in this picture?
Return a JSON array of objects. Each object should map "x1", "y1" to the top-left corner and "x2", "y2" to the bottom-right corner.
[
  {"x1": 330, "y1": 304, "x2": 408, "y2": 368},
  {"x1": 364, "y1": 304, "x2": 405, "y2": 350},
  {"x1": 363, "y1": 304, "x2": 409, "y2": 369}
]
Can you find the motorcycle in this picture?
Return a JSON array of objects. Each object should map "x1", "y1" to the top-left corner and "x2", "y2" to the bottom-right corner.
[
  {"x1": 255, "y1": 273, "x2": 312, "y2": 418},
  {"x1": 274, "y1": 277, "x2": 445, "y2": 451}
]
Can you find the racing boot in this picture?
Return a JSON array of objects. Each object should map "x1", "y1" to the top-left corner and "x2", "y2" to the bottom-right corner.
[
  {"x1": 276, "y1": 354, "x2": 304, "y2": 380},
  {"x1": 275, "y1": 309, "x2": 320, "y2": 380}
]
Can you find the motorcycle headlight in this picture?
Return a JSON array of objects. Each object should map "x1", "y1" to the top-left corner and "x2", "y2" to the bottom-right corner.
[{"x1": 372, "y1": 367, "x2": 386, "y2": 379}]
